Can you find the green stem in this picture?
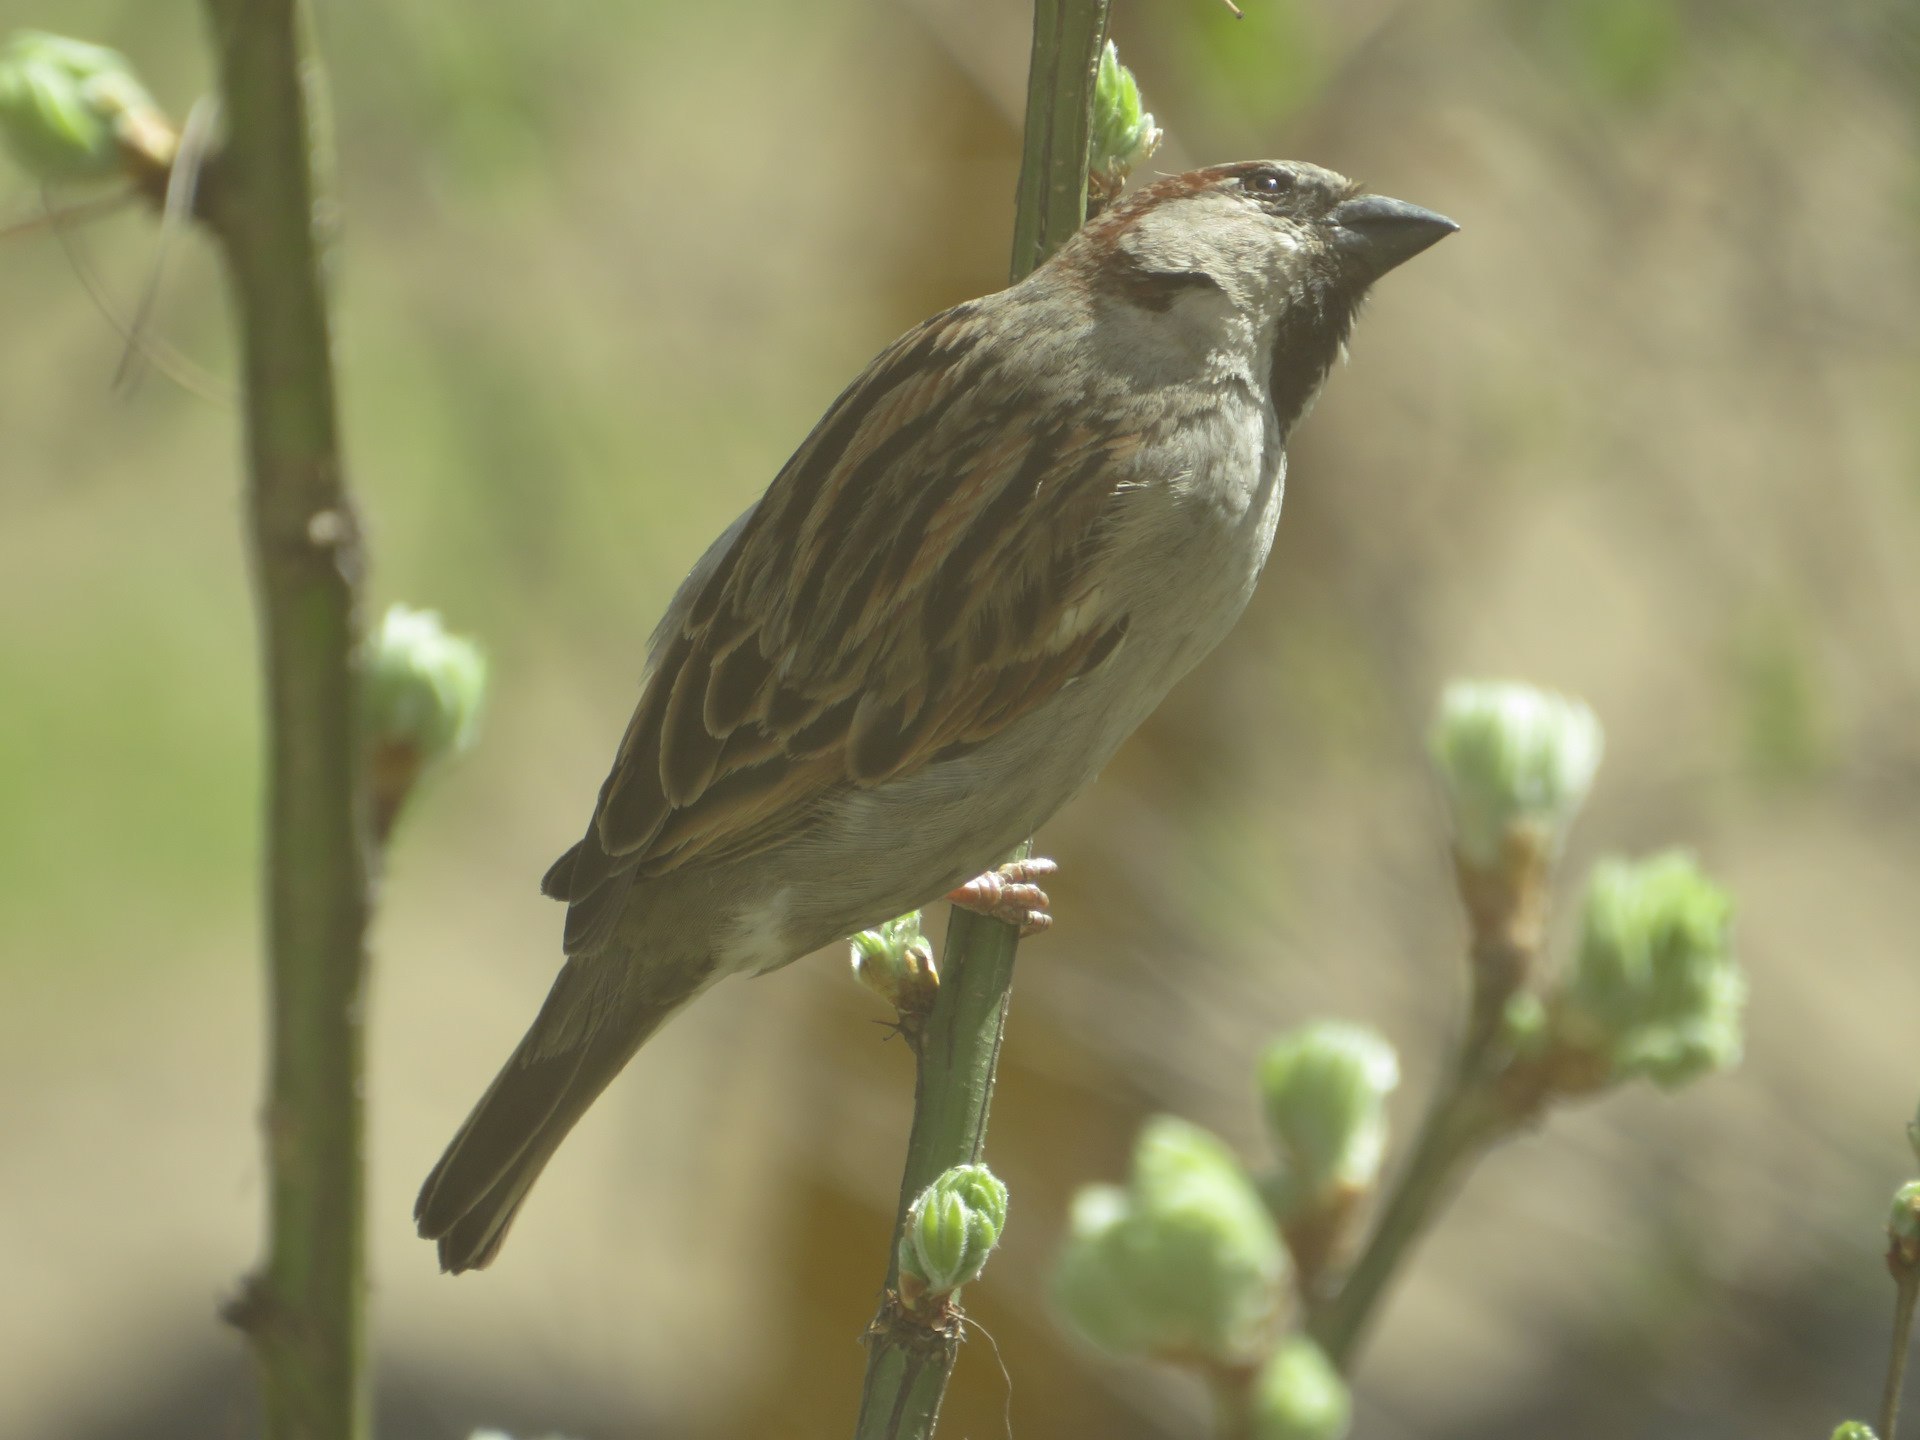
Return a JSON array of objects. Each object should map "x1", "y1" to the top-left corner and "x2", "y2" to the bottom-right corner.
[
  {"x1": 1882, "y1": 1267, "x2": 1919, "y2": 1440},
  {"x1": 887, "y1": 848, "x2": 1033, "y2": 1264},
  {"x1": 854, "y1": 14, "x2": 1109, "y2": 1435},
  {"x1": 1008, "y1": 0, "x2": 1113, "y2": 283},
  {"x1": 1304, "y1": 1074, "x2": 1498, "y2": 1370},
  {"x1": 853, "y1": 842, "x2": 1032, "y2": 1440},
  {"x1": 1307, "y1": 852, "x2": 1550, "y2": 1372},
  {"x1": 197, "y1": 4, "x2": 370, "y2": 1438},
  {"x1": 1304, "y1": 940, "x2": 1526, "y2": 1373}
]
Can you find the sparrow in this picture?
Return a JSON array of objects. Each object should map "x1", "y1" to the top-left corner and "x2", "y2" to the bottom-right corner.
[{"x1": 417, "y1": 160, "x2": 1456, "y2": 1272}]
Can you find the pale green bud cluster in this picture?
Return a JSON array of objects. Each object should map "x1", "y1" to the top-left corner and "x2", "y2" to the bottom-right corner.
[
  {"x1": 1089, "y1": 41, "x2": 1161, "y2": 194},
  {"x1": 897, "y1": 1164, "x2": 1007, "y2": 1300},
  {"x1": 850, "y1": 911, "x2": 937, "y2": 1012},
  {"x1": 1259, "y1": 1022, "x2": 1399, "y2": 1219},
  {"x1": 0, "y1": 31, "x2": 162, "y2": 183},
  {"x1": 1429, "y1": 681, "x2": 1602, "y2": 871},
  {"x1": 1830, "y1": 1424, "x2": 1879, "y2": 1440},
  {"x1": 1252, "y1": 1338, "x2": 1352, "y2": 1440},
  {"x1": 1551, "y1": 851, "x2": 1742, "y2": 1088},
  {"x1": 363, "y1": 604, "x2": 489, "y2": 768},
  {"x1": 1054, "y1": 1117, "x2": 1287, "y2": 1364},
  {"x1": 1042, "y1": 676, "x2": 1749, "y2": 1440}
]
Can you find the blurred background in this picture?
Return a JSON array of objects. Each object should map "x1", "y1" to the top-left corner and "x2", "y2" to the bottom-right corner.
[{"x1": 3, "y1": 0, "x2": 1917, "y2": 1435}]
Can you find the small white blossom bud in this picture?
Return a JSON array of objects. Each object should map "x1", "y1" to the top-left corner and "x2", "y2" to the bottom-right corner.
[
  {"x1": 363, "y1": 604, "x2": 488, "y2": 837},
  {"x1": 1552, "y1": 851, "x2": 1743, "y2": 1090},
  {"x1": 1259, "y1": 1022, "x2": 1399, "y2": 1219},
  {"x1": 1053, "y1": 1117, "x2": 1287, "y2": 1366},
  {"x1": 1252, "y1": 1337, "x2": 1351, "y2": 1440},
  {"x1": 1430, "y1": 681, "x2": 1602, "y2": 871}
]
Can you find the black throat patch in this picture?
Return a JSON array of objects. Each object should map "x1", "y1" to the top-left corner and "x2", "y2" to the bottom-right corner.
[{"x1": 1268, "y1": 282, "x2": 1361, "y2": 437}]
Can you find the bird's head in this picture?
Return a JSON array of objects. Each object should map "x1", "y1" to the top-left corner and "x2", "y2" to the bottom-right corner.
[
  {"x1": 1061, "y1": 159, "x2": 1457, "y2": 427},
  {"x1": 1082, "y1": 159, "x2": 1456, "y2": 310}
]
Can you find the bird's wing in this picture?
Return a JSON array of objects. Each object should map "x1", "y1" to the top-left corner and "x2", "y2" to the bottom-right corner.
[{"x1": 545, "y1": 300, "x2": 1137, "y2": 944}]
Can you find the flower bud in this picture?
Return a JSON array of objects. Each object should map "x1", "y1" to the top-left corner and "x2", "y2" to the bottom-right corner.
[
  {"x1": 1089, "y1": 41, "x2": 1162, "y2": 202},
  {"x1": 363, "y1": 604, "x2": 488, "y2": 836},
  {"x1": 0, "y1": 31, "x2": 170, "y2": 183},
  {"x1": 1251, "y1": 1337, "x2": 1351, "y2": 1440},
  {"x1": 1429, "y1": 681, "x2": 1602, "y2": 872},
  {"x1": 1889, "y1": 1181, "x2": 1920, "y2": 1269},
  {"x1": 1831, "y1": 1424, "x2": 1879, "y2": 1440},
  {"x1": 1550, "y1": 851, "x2": 1742, "y2": 1090},
  {"x1": 897, "y1": 1164, "x2": 1008, "y2": 1302},
  {"x1": 1259, "y1": 1022, "x2": 1399, "y2": 1219},
  {"x1": 850, "y1": 911, "x2": 938, "y2": 1015},
  {"x1": 1053, "y1": 1117, "x2": 1287, "y2": 1366}
]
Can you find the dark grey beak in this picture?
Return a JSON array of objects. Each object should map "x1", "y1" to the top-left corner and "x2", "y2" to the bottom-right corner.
[{"x1": 1328, "y1": 194, "x2": 1458, "y2": 277}]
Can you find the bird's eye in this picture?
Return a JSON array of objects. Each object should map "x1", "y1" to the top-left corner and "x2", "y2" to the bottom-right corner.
[{"x1": 1242, "y1": 169, "x2": 1293, "y2": 198}]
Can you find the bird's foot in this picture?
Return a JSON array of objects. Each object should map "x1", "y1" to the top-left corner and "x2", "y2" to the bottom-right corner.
[{"x1": 946, "y1": 857, "x2": 1057, "y2": 937}]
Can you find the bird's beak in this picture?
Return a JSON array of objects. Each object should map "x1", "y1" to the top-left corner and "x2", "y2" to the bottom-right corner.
[{"x1": 1327, "y1": 194, "x2": 1458, "y2": 277}]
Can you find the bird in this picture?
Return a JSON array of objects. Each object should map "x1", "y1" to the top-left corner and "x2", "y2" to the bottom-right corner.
[{"x1": 416, "y1": 159, "x2": 1456, "y2": 1272}]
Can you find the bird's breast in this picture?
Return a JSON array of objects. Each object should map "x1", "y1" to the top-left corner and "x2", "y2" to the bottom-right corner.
[{"x1": 1112, "y1": 394, "x2": 1284, "y2": 664}]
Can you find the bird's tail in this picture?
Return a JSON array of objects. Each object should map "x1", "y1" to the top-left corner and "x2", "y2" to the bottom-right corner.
[{"x1": 414, "y1": 954, "x2": 710, "y2": 1273}]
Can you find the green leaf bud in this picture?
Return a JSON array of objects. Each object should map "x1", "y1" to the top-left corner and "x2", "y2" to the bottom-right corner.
[
  {"x1": 1259, "y1": 1021, "x2": 1399, "y2": 1218},
  {"x1": 364, "y1": 604, "x2": 488, "y2": 764},
  {"x1": 0, "y1": 31, "x2": 167, "y2": 183},
  {"x1": 1831, "y1": 1424, "x2": 1879, "y2": 1440},
  {"x1": 1090, "y1": 41, "x2": 1162, "y2": 199},
  {"x1": 897, "y1": 1164, "x2": 1008, "y2": 1301},
  {"x1": 1553, "y1": 851, "x2": 1743, "y2": 1090},
  {"x1": 1890, "y1": 1181, "x2": 1920, "y2": 1268},
  {"x1": 1053, "y1": 1117, "x2": 1287, "y2": 1365},
  {"x1": 1251, "y1": 1337, "x2": 1352, "y2": 1440},
  {"x1": 850, "y1": 911, "x2": 938, "y2": 1014},
  {"x1": 363, "y1": 604, "x2": 488, "y2": 837},
  {"x1": 1429, "y1": 681, "x2": 1602, "y2": 872}
]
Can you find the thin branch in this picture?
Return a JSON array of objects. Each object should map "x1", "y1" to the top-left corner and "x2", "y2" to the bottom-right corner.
[
  {"x1": 194, "y1": 1, "x2": 370, "y2": 1437},
  {"x1": 853, "y1": 9, "x2": 1111, "y2": 1435},
  {"x1": 1305, "y1": 856, "x2": 1548, "y2": 1371},
  {"x1": 852, "y1": 843, "x2": 1038, "y2": 1440},
  {"x1": 1303, "y1": 1065, "x2": 1500, "y2": 1369},
  {"x1": 1882, "y1": 1267, "x2": 1919, "y2": 1440}
]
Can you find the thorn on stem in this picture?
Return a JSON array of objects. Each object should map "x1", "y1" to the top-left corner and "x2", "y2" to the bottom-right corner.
[{"x1": 219, "y1": 1271, "x2": 277, "y2": 1336}]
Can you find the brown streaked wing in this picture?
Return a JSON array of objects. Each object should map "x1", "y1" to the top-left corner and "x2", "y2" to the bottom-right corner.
[{"x1": 563, "y1": 298, "x2": 1133, "y2": 921}]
